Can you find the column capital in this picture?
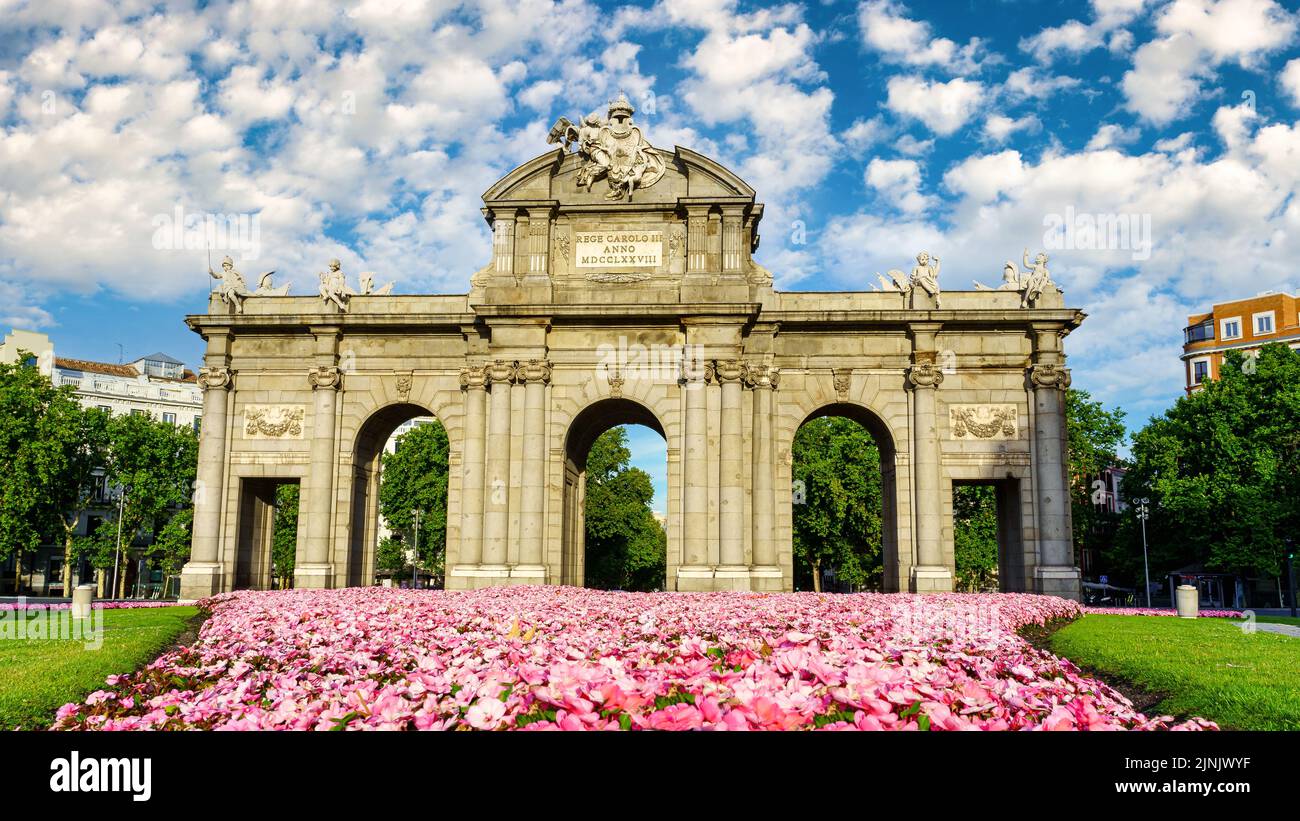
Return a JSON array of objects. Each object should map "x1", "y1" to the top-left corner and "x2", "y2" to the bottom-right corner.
[
  {"x1": 307, "y1": 365, "x2": 342, "y2": 391},
  {"x1": 487, "y1": 359, "x2": 518, "y2": 385},
  {"x1": 459, "y1": 364, "x2": 489, "y2": 391},
  {"x1": 906, "y1": 362, "x2": 944, "y2": 389},
  {"x1": 1028, "y1": 363, "x2": 1071, "y2": 390},
  {"x1": 679, "y1": 356, "x2": 713, "y2": 384},
  {"x1": 197, "y1": 365, "x2": 233, "y2": 391},
  {"x1": 713, "y1": 358, "x2": 744, "y2": 384},
  {"x1": 518, "y1": 359, "x2": 553, "y2": 384},
  {"x1": 743, "y1": 363, "x2": 777, "y2": 389}
]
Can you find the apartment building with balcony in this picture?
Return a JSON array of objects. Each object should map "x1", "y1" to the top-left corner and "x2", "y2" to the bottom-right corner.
[
  {"x1": 0, "y1": 329, "x2": 202, "y2": 596},
  {"x1": 1181, "y1": 290, "x2": 1300, "y2": 393}
]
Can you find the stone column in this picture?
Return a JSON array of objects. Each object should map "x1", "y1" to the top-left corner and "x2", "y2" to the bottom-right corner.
[
  {"x1": 747, "y1": 364, "x2": 781, "y2": 590},
  {"x1": 679, "y1": 355, "x2": 712, "y2": 587},
  {"x1": 515, "y1": 358, "x2": 551, "y2": 582},
  {"x1": 179, "y1": 363, "x2": 232, "y2": 600},
  {"x1": 457, "y1": 365, "x2": 488, "y2": 567},
  {"x1": 297, "y1": 362, "x2": 342, "y2": 589},
  {"x1": 907, "y1": 357, "x2": 953, "y2": 593},
  {"x1": 482, "y1": 359, "x2": 516, "y2": 571},
  {"x1": 1029, "y1": 340, "x2": 1080, "y2": 599},
  {"x1": 715, "y1": 359, "x2": 747, "y2": 587}
]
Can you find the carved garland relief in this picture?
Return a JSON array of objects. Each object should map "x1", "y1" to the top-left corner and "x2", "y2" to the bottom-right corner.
[
  {"x1": 948, "y1": 404, "x2": 1018, "y2": 440},
  {"x1": 244, "y1": 405, "x2": 306, "y2": 439}
]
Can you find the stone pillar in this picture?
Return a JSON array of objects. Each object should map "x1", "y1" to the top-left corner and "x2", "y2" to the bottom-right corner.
[
  {"x1": 297, "y1": 361, "x2": 342, "y2": 589},
  {"x1": 715, "y1": 359, "x2": 747, "y2": 587},
  {"x1": 907, "y1": 355, "x2": 953, "y2": 593},
  {"x1": 678, "y1": 355, "x2": 712, "y2": 588},
  {"x1": 457, "y1": 365, "x2": 488, "y2": 567},
  {"x1": 515, "y1": 358, "x2": 551, "y2": 582},
  {"x1": 747, "y1": 364, "x2": 781, "y2": 590},
  {"x1": 482, "y1": 359, "x2": 515, "y2": 571},
  {"x1": 1029, "y1": 339, "x2": 1080, "y2": 599},
  {"x1": 179, "y1": 362, "x2": 232, "y2": 600},
  {"x1": 491, "y1": 214, "x2": 515, "y2": 279}
]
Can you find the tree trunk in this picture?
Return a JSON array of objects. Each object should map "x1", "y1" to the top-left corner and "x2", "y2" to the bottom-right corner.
[
  {"x1": 62, "y1": 521, "x2": 75, "y2": 594},
  {"x1": 12, "y1": 548, "x2": 21, "y2": 593},
  {"x1": 812, "y1": 560, "x2": 822, "y2": 593}
]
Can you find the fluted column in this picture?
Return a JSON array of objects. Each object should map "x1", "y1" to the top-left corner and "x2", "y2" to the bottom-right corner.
[
  {"x1": 716, "y1": 359, "x2": 746, "y2": 582},
  {"x1": 482, "y1": 359, "x2": 516, "y2": 569},
  {"x1": 297, "y1": 363, "x2": 342, "y2": 589},
  {"x1": 457, "y1": 365, "x2": 488, "y2": 567},
  {"x1": 516, "y1": 358, "x2": 551, "y2": 580},
  {"x1": 179, "y1": 363, "x2": 232, "y2": 600},
  {"x1": 680, "y1": 357, "x2": 712, "y2": 578},
  {"x1": 1029, "y1": 355, "x2": 1079, "y2": 599},
  {"x1": 747, "y1": 365, "x2": 779, "y2": 583},
  {"x1": 907, "y1": 359, "x2": 952, "y2": 592}
]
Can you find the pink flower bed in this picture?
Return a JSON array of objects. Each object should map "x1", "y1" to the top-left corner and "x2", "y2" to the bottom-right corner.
[
  {"x1": 51, "y1": 587, "x2": 1216, "y2": 731},
  {"x1": 1084, "y1": 607, "x2": 1241, "y2": 618},
  {"x1": 0, "y1": 601, "x2": 180, "y2": 611}
]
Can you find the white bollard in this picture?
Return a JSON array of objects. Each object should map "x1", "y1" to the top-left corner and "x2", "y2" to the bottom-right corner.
[
  {"x1": 1175, "y1": 584, "x2": 1199, "y2": 619},
  {"x1": 72, "y1": 584, "x2": 96, "y2": 619}
]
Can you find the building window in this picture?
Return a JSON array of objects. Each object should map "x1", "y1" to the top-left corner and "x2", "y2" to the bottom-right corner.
[
  {"x1": 1184, "y1": 320, "x2": 1214, "y2": 344},
  {"x1": 1253, "y1": 311, "x2": 1275, "y2": 335},
  {"x1": 131, "y1": 409, "x2": 146, "y2": 417},
  {"x1": 97, "y1": 405, "x2": 111, "y2": 414},
  {"x1": 1192, "y1": 359, "x2": 1209, "y2": 384},
  {"x1": 1220, "y1": 317, "x2": 1242, "y2": 340},
  {"x1": 163, "y1": 412, "x2": 177, "y2": 425},
  {"x1": 193, "y1": 416, "x2": 202, "y2": 433}
]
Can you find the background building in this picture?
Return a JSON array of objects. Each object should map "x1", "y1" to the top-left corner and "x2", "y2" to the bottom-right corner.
[
  {"x1": 1182, "y1": 290, "x2": 1300, "y2": 393},
  {"x1": 0, "y1": 328, "x2": 202, "y2": 596}
]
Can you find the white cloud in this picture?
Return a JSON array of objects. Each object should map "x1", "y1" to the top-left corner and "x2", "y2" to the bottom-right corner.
[
  {"x1": 1123, "y1": 0, "x2": 1298, "y2": 124},
  {"x1": 983, "y1": 113, "x2": 1041, "y2": 143},
  {"x1": 1020, "y1": 0, "x2": 1150, "y2": 62},
  {"x1": 885, "y1": 76, "x2": 984, "y2": 136},
  {"x1": 1281, "y1": 58, "x2": 1300, "y2": 107},
  {"x1": 1085, "y1": 123, "x2": 1142, "y2": 150},
  {"x1": 857, "y1": 0, "x2": 985, "y2": 73},
  {"x1": 865, "y1": 157, "x2": 932, "y2": 213}
]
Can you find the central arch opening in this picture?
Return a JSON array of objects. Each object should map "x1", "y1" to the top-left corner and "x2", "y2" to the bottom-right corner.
[
  {"x1": 561, "y1": 398, "x2": 667, "y2": 590},
  {"x1": 791, "y1": 403, "x2": 898, "y2": 592},
  {"x1": 349, "y1": 403, "x2": 448, "y2": 588}
]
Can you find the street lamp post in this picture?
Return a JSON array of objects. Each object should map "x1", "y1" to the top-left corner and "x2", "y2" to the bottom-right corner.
[
  {"x1": 1136, "y1": 497, "x2": 1151, "y2": 608},
  {"x1": 411, "y1": 508, "x2": 422, "y2": 590},
  {"x1": 111, "y1": 485, "x2": 128, "y2": 601}
]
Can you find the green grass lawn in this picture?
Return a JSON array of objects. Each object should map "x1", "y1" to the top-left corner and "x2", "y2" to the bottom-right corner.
[
  {"x1": 1051, "y1": 615, "x2": 1300, "y2": 731},
  {"x1": 0, "y1": 606, "x2": 198, "y2": 730}
]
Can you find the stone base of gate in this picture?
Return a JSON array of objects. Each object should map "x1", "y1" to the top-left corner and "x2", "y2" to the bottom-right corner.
[
  {"x1": 1033, "y1": 566, "x2": 1082, "y2": 601},
  {"x1": 508, "y1": 564, "x2": 547, "y2": 586},
  {"x1": 750, "y1": 566, "x2": 784, "y2": 592},
  {"x1": 911, "y1": 565, "x2": 955, "y2": 593},
  {"x1": 445, "y1": 564, "x2": 511, "y2": 590},
  {"x1": 294, "y1": 563, "x2": 335, "y2": 589},
  {"x1": 178, "y1": 562, "x2": 223, "y2": 603}
]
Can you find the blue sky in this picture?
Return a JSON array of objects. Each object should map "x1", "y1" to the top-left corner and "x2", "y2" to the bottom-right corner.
[{"x1": 3, "y1": 0, "x2": 1300, "y2": 512}]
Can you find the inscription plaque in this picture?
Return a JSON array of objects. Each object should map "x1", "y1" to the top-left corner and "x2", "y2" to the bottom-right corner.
[{"x1": 574, "y1": 230, "x2": 663, "y2": 268}]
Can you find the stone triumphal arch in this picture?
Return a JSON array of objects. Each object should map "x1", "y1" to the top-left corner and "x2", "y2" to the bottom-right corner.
[{"x1": 180, "y1": 97, "x2": 1084, "y2": 601}]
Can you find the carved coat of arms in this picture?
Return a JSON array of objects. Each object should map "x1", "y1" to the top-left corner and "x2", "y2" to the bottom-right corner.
[{"x1": 548, "y1": 93, "x2": 666, "y2": 201}]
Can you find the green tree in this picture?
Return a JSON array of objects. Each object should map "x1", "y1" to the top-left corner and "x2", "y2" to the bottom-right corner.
[
  {"x1": 953, "y1": 485, "x2": 998, "y2": 591},
  {"x1": 0, "y1": 354, "x2": 91, "y2": 592},
  {"x1": 378, "y1": 420, "x2": 449, "y2": 585},
  {"x1": 152, "y1": 507, "x2": 192, "y2": 580},
  {"x1": 1111, "y1": 344, "x2": 1300, "y2": 588},
  {"x1": 271, "y1": 483, "x2": 299, "y2": 588},
  {"x1": 1065, "y1": 388, "x2": 1128, "y2": 573},
  {"x1": 583, "y1": 427, "x2": 666, "y2": 591},
  {"x1": 790, "y1": 416, "x2": 883, "y2": 591},
  {"x1": 76, "y1": 413, "x2": 198, "y2": 597}
]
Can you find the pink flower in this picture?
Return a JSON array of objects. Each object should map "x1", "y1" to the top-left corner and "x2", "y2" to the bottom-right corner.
[{"x1": 465, "y1": 697, "x2": 507, "y2": 730}]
